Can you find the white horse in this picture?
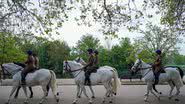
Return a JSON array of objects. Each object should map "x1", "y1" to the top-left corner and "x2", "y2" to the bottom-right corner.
[
  {"x1": 63, "y1": 60, "x2": 121, "y2": 104},
  {"x1": 74, "y1": 57, "x2": 96, "y2": 98},
  {"x1": 131, "y1": 59, "x2": 184, "y2": 101},
  {"x1": 1, "y1": 63, "x2": 59, "y2": 104}
]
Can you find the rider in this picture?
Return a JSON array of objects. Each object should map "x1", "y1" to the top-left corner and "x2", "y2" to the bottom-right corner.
[
  {"x1": 152, "y1": 49, "x2": 163, "y2": 85},
  {"x1": 33, "y1": 53, "x2": 39, "y2": 69},
  {"x1": 84, "y1": 48, "x2": 95, "y2": 86},
  {"x1": 21, "y1": 50, "x2": 36, "y2": 85},
  {"x1": 93, "y1": 50, "x2": 99, "y2": 70}
]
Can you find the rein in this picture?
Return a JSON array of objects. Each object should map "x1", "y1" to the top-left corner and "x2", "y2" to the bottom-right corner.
[
  {"x1": 64, "y1": 62, "x2": 84, "y2": 78},
  {"x1": 133, "y1": 60, "x2": 153, "y2": 77}
]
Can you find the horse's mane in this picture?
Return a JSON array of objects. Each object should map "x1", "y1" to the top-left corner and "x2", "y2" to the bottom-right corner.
[
  {"x1": 68, "y1": 61, "x2": 83, "y2": 68},
  {"x1": 13, "y1": 62, "x2": 26, "y2": 68},
  {"x1": 2, "y1": 63, "x2": 23, "y2": 75}
]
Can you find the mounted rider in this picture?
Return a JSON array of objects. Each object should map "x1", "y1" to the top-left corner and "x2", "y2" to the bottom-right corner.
[
  {"x1": 84, "y1": 48, "x2": 95, "y2": 86},
  {"x1": 152, "y1": 49, "x2": 163, "y2": 85},
  {"x1": 93, "y1": 50, "x2": 99, "y2": 70},
  {"x1": 33, "y1": 53, "x2": 39, "y2": 69},
  {"x1": 21, "y1": 50, "x2": 36, "y2": 85}
]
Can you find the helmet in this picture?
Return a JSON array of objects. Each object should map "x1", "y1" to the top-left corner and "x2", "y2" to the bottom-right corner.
[
  {"x1": 87, "y1": 48, "x2": 93, "y2": 54},
  {"x1": 155, "y1": 50, "x2": 161, "y2": 55},
  {"x1": 94, "y1": 50, "x2": 99, "y2": 54},
  {"x1": 27, "y1": 50, "x2": 33, "y2": 55}
]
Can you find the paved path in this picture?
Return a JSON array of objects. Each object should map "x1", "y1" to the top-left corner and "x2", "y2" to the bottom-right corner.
[
  {"x1": 0, "y1": 79, "x2": 163, "y2": 86},
  {"x1": 0, "y1": 85, "x2": 185, "y2": 104}
]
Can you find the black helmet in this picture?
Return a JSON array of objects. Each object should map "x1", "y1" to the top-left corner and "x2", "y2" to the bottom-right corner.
[
  {"x1": 155, "y1": 50, "x2": 161, "y2": 55},
  {"x1": 27, "y1": 50, "x2": 33, "y2": 55},
  {"x1": 87, "y1": 48, "x2": 93, "y2": 54},
  {"x1": 94, "y1": 50, "x2": 99, "y2": 54}
]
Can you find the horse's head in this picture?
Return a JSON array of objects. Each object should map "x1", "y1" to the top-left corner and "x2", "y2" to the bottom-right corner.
[
  {"x1": 75, "y1": 57, "x2": 86, "y2": 65},
  {"x1": 131, "y1": 59, "x2": 142, "y2": 75},
  {"x1": 1, "y1": 63, "x2": 23, "y2": 76},
  {"x1": 63, "y1": 60, "x2": 83, "y2": 73}
]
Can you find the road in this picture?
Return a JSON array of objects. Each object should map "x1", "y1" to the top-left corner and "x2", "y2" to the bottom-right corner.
[{"x1": 0, "y1": 85, "x2": 185, "y2": 104}]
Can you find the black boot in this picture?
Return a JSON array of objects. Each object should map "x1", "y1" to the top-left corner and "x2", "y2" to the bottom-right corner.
[{"x1": 21, "y1": 73, "x2": 26, "y2": 85}]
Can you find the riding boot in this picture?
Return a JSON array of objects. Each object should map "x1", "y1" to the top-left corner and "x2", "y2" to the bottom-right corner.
[
  {"x1": 154, "y1": 73, "x2": 159, "y2": 85},
  {"x1": 21, "y1": 72, "x2": 26, "y2": 85},
  {"x1": 85, "y1": 72, "x2": 91, "y2": 86}
]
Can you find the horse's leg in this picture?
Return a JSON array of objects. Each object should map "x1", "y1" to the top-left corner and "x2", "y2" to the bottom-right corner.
[
  {"x1": 82, "y1": 85, "x2": 92, "y2": 104},
  {"x1": 149, "y1": 83, "x2": 160, "y2": 100},
  {"x1": 77, "y1": 84, "x2": 81, "y2": 98},
  {"x1": 28, "y1": 87, "x2": 33, "y2": 98},
  {"x1": 46, "y1": 85, "x2": 50, "y2": 97},
  {"x1": 50, "y1": 84, "x2": 59, "y2": 103},
  {"x1": 144, "y1": 83, "x2": 150, "y2": 101},
  {"x1": 73, "y1": 84, "x2": 80, "y2": 104},
  {"x1": 22, "y1": 86, "x2": 29, "y2": 104},
  {"x1": 152, "y1": 84, "x2": 162, "y2": 95},
  {"x1": 39, "y1": 86, "x2": 48, "y2": 104},
  {"x1": 168, "y1": 82, "x2": 174, "y2": 99},
  {"x1": 6, "y1": 86, "x2": 17, "y2": 104},
  {"x1": 78, "y1": 86, "x2": 83, "y2": 98},
  {"x1": 108, "y1": 81, "x2": 114, "y2": 103},
  {"x1": 14, "y1": 86, "x2": 21, "y2": 99},
  {"x1": 102, "y1": 83, "x2": 110, "y2": 103},
  {"x1": 89, "y1": 86, "x2": 95, "y2": 98},
  {"x1": 174, "y1": 86, "x2": 180, "y2": 101}
]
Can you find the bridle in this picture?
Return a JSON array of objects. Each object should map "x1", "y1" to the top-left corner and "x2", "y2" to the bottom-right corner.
[
  {"x1": 132, "y1": 59, "x2": 152, "y2": 77},
  {"x1": 132, "y1": 59, "x2": 142, "y2": 73},
  {"x1": 64, "y1": 61, "x2": 83, "y2": 78}
]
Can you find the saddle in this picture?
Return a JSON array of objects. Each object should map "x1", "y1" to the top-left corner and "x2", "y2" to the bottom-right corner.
[
  {"x1": 159, "y1": 68, "x2": 165, "y2": 73},
  {"x1": 91, "y1": 66, "x2": 99, "y2": 73}
]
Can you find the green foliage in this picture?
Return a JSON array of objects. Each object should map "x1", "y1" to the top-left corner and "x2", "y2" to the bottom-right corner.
[
  {"x1": 0, "y1": 33, "x2": 26, "y2": 63},
  {"x1": 76, "y1": 34, "x2": 101, "y2": 61}
]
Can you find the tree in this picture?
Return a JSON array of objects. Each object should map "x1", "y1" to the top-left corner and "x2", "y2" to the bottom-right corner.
[
  {"x1": 75, "y1": 34, "x2": 101, "y2": 60},
  {"x1": 135, "y1": 22, "x2": 181, "y2": 55},
  {"x1": 0, "y1": 32, "x2": 26, "y2": 64},
  {"x1": 110, "y1": 38, "x2": 133, "y2": 73}
]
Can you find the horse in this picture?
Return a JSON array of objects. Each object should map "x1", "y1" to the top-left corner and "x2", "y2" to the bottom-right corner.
[
  {"x1": 63, "y1": 60, "x2": 121, "y2": 104},
  {"x1": 11, "y1": 62, "x2": 34, "y2": 99},
  {"x1": 73, "y1": 57, "x2": 96, "y2": 98},
  {"x1": 1, "y1": 63, "x2": 59, "y2": 104},
  {"x1": 131, "y1": 59, "x2": 184, "y2": 101}
]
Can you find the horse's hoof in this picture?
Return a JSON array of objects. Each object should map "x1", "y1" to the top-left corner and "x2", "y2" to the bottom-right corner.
[
  {"x1": 102, "y1": 100, "x2": 105, "y2": 103},
  {"x1": 107, "y1": 95, "x2": 110, "y2": 97},
  {"x1": 158, "y1": 97, "x2": 160, "y2": 101},
  {"x1": 14, "y1": 96, "x2": 18, "y2": 99},
  {"x1": 78, "y1": 96, "x2": 81, "y2": 98},
  {"x1": 56, "y1": 98, "x2": 59, "y2": 102},
  {"x1": 29, "y1": 95, "x2": 33, "y2": 98},
  {"x1": 39, "y1": 102, "x2": 42, "y2": 104},
  {"x1": 175, "y1": 99, "x2": 179, "y2": 101},
  {"x1": 144, "y1": 98, "x2": 148, "y2": 102},
  {"x1": 24, "y1": 101, "x2": 28, "y2": 104},
  {"x1": 92, "y1": 96, "x2": 95, "y2": 99},
  {"x1": 89, "y1": 101, "x2": 92, "y2": 104},
  {"x1": 109, "y1": 101, "x2": 113, "y2": 103},
  {"x1": 168, "y1": 97, "x2": 172, "y2": 100},
  {"x1": 73, "y1": 102, "x2": 76, "y2": 104},
  {"x1": 57, "y1": 92, "x2": 59, "y2": 96},
  {"x1": 5, "y1": 102, "x2": 9, "y2": 104}
]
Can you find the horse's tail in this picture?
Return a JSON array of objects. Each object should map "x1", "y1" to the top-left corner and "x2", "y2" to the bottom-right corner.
[
  {"x1": 176, "y1": 67, "x2": 184, "y2": 79},
  {"x1": 49, "y1": 70, "x2": 57, "y2": 95},
  {"x1": 170, "y1": 68, "x2": 184, "y2": 87},
  {"x1": 111, "y1": 68, "x2": 121, "y2": 95}
]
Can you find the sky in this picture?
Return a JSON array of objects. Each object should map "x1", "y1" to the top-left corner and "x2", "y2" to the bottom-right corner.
[{"x1": 33, "y1": 0, "x2": 185, "y2": 55}]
